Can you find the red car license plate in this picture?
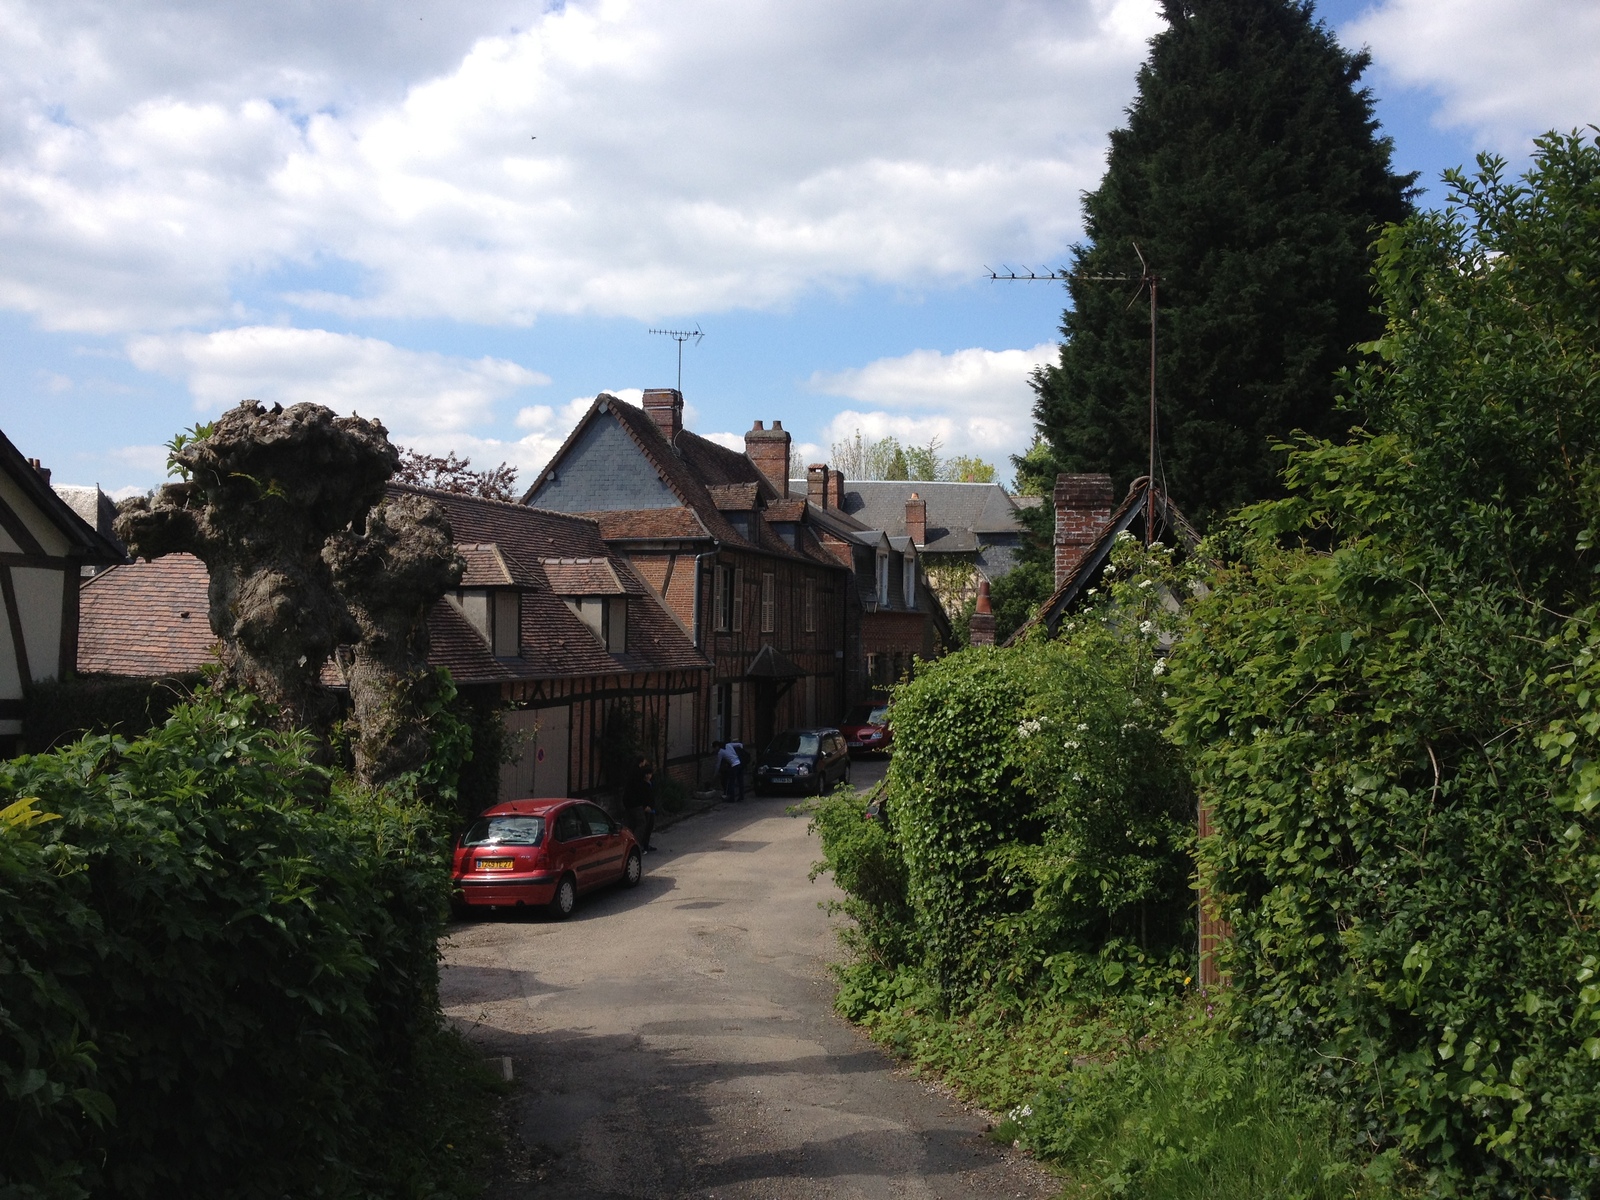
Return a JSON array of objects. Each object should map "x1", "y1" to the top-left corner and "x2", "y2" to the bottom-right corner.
[{"x1": 476, "y1": 858, "x2": 515, "y2": 871}]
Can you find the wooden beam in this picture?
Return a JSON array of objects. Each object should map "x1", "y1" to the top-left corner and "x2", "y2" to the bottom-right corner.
[{"x1": 0, "y1": 565, "x2": 31, "y2": 685}]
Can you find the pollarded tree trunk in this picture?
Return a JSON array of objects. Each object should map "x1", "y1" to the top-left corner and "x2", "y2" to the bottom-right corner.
[
  {"x1": 324, "y1": 494, "x2": 465, "y2": 788},
  {"x1": 117, "y1": 401, "x2": 400, "y2": 734}
]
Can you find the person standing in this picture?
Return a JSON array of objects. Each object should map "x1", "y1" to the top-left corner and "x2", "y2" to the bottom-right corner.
[
  {"x1": 715, "y1": 739, "x2": 745, "y2": 803},
  {"x1": 625, "y1": 756, "x2": 658, "y2": 852}
]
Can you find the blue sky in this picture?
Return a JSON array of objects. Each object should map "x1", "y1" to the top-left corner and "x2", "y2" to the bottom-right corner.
[{"x1": 1, "y1": 0, "x2": 1595, "y2": 496}]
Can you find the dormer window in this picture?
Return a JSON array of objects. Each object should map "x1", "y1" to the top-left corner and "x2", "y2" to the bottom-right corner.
[
  {"x1": 450, "y1": 588, "x2": 521, "y2": 658},
  {"x1": 543, "y1": 556, "x2": 630, "y2": 653},
  {"x1": 566, "y1": 596, "x2": 628, "y2": 653},
  {"x1": 773, "y1": 521, "x2": 797, "y2": 548},
  {"x1": 727, "y1": 512, "x2": 751, "y2": 540},
  {"x1": 903, "y1": 554, "x2": 917, "y2": 610},
  {"x1": 876, "y1": 552, "x2": 890, "y2": 608}
]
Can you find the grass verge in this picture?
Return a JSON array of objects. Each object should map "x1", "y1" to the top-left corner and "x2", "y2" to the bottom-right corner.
[{"x1": 835, "y1": 961, "x2": 1400, "y2": 1200}]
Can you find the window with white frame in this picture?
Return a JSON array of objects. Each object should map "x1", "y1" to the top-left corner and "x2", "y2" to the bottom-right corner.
[
  {"x1": 903, "y1": 554, "x2": 916, "y2": 610},
  {"x1": 733, "y1": 568, "x2": 743, "y2": 632},
  {"x1": 761, "y1": 572, "x2": 776, "y2": 632},
  {"x1": 714, "y1": 564, "x2": 732, "y2": 631},
  {"x1": 804, "y1": 577, "x2": 816, "y2": 633},
  {"x1": 876, "y1": 553, "x2": 889, "y2": 608}
]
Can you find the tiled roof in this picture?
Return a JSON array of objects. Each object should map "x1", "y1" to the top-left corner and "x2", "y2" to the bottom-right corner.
[
  {"x1": 458, "y1": 543, "x2": 515, "y2": 587},
  {"x1": 0, "y1": 428, "x2": 125, "y2": 563},
  {"x1": 77, "y1": 491, "x2": 710, "y2": 684},
  {"x1": 707, "y1": 482, "x2": 761, "y2": 510},
  {"x1": 765, "y1": 498, "x2": 806, "y2": 522},
  {"x1": 541, "y1": 558, "x2": 624, "y2": 595},
  {"x1": 77, "y1": 556, "x2": 217, "y2": 676},
  {"x1": 588, "y1": 508, "x2": 710, "y2": 541}
]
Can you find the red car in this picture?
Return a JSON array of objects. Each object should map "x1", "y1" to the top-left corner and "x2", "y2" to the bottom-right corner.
[
  {"x1": 840, "y1": 701, "x2": 892, "y2": 756},
  {"x1": 451, "y1": 798, "x2": 642, "y2": 918}
]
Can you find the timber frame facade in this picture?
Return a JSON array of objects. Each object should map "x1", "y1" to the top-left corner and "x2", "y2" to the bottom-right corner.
[{"x1": 0, "y1": 430, "x2": 123, "y2": 752}]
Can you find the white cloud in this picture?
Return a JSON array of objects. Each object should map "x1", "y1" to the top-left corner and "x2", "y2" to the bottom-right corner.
[
  {"x1": 0, "y1": 0, "x2": 1165, "y2": 332},
  {"x1": 809, "y1": 342, "x2": 1055, "y2": 464},
  {"x1": 126, "y1": 326, "x2": 548, "y2": 441},
  {"x1": 1347, "y1": 0, "x2": 1600, "y2": 151}
]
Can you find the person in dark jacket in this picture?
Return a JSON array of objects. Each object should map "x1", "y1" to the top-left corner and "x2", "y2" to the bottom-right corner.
[{"x1": 625, "y1": 756, "x2": 659, "y2": 852}]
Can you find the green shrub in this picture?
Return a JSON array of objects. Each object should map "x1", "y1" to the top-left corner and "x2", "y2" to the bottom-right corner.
[
  {"x1": 1168, "y1": 135, "x2": 1600, "y2": 1192},
  {"x1": 883, "y1": 536, "x2": 1197, "y2": 1003},
  {"x1": 808, "y1": 788, "x2": 918, "y2": 966},
  {"x1": 0, "y1": 693, "x2": 488, "y2": 1199}
]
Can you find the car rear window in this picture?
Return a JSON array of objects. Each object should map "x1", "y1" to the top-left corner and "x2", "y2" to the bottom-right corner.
[
  {"x1": 769, "y1": 731, "x2": 821, "y2": 756},
  {"x1": 462, "y1": 815, "x2": 545, "y2": 847},
  {"x1": 847, "y1": 706, "x2": 889, "y2": 725}
]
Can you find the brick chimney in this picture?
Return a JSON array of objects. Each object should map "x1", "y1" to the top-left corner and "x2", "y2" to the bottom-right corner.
[
  {"x1": 641, "y1": 388, "x2": 683, "y2": 442},
  {"x1": 27, "y1": 457, "x2": 50, "y2": 485},
  {"x1": 905, "y1": 492, "x2": 926, "y2": 547},
  {"x1": 829, "y1": 467, "x2": 846, "y2": 509},
  {"x1": 1054, "y1": 473, "x2": 1114, "y2": 587},
  {"x1": 807, "y1": 463, "x2": 829, "y2": 508},
  {"x1": 968, "y1": 578, "x2": 995, "y2": 646},
  {"x1": 745, "y1": 419, "x2": 791, "y2": 495}
]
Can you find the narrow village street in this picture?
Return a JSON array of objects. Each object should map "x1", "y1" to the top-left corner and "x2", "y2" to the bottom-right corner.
[{"x1": 440, "y1": 764, "x2": 1057, "y2": 1200}]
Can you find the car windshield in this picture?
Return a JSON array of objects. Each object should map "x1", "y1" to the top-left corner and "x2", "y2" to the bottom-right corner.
[
  {"x1": 462, "y1": 815, "x2": 546, "y2": 847},
  {"x1": 847, "y1": 705, "x2": 889, "y2": 725},
  {"x1": 769, "y1": 731, "x2": 821, "y2": 757}
]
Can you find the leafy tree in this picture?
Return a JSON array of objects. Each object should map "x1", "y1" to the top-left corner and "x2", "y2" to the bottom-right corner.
[
  {"x1": 1032, "y1": 0, "x2": 1413, "y2": 528},
  {"x1": 1169, "y1": 134, "x2": 1600, "y2": 1192},
  {"x1": 829, "y1": 429, "x2": 995, "y2": 483}
]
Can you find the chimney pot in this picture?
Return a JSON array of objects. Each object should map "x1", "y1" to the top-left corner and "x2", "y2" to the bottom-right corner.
[
  {"x1": 905, "y1": 491, "x2": 927, "y2": 547},
  {"x1": 744, "y1": 419, "x2": 792, "y2": 495},
  {"x1": 1053, "y1": 473, "x2": 1115, "y2": 587},
  {"x1": 641, "y1": 387, "x2": 684, "y2": 442},
  {"x1": 969, "y1": 579, "x2": 996, "y2": 646},
  {"x1": 807, "y1": 463, "x2": 828, "y2": 507}
]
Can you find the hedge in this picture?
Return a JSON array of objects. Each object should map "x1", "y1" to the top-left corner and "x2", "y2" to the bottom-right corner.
[{"x1": 0, "y1": 694, "x2": 463, "y2": 1198}]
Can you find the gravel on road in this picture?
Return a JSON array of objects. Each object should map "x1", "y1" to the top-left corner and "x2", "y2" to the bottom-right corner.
[{"x1": 440, "y1": 768, "x2": 1058, "y2": 1200}]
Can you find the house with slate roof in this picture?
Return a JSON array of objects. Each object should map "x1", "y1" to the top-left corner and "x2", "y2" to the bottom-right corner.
[
  {"x1": 76, "y1": 483, "x2": 712, "y2": 803},
  {"x1": 524, "y1": 389, "x2": 945, "y2": 744},
  {"x1": 0, "y1": 431, "x2": 124, "y2": 754},
  {"x1": 789, "y1": 473, "x2": 1030, "y2": 628}
]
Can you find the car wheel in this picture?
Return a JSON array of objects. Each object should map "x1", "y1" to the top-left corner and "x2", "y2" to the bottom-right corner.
[
  {"x1": 844, "y1": 763, "x2": 852, "y2": 787},
  {"x1": 550, "y1": 874, "x2": 578, "y2": 919},
  {"x1": 622, "y1": 847, "x2": 643, "y2": 888}
]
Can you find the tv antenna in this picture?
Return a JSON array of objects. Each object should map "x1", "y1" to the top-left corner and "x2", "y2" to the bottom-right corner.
[
  {"x1": 988, "y1": 244, "x2": 1161, "y2": 545},
  {"x1": 648, "y1": 324, "x2": 704, "y2": 393}
]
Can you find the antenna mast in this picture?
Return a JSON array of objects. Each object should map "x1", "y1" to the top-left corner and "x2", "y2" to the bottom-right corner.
[
  {"x1": 989, "y1": 248, "x2": 1161, "y2": 545},
  {"x1": 648, "y1": 324, "x2": 704, "y2": 393}
]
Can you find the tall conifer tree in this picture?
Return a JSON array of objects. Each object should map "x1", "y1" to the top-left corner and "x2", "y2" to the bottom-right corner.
[{"x1": 1032, "y1": 0, "x2": 1413, "y2": 527}]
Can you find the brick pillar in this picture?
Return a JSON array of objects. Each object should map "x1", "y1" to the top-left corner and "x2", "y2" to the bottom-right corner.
[
  {"x1": 905, "y1": 492, "x2": 926, "y2": 546},
  {"x1": 745, "y1": 420, "x2": 792, "y2": 495},
  {"x1": 1054, "y1": 473, "x2": 1114, "y2": 587},
  {"x1": 807, "y1": 463, "x2": 829, "y2": 507},
  {"x1": 641, "y1": 388, "x2": 683, "y2": 442},
  {"x1": 968, "y1": 578, "x2": 995, "y2": 646},
  {"x1": 1197, "y1": 797, "x2": 1233, "y2": 987}
]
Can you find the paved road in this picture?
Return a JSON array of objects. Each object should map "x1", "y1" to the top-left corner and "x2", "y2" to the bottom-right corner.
[{"x1": 440, "y1": 762, "x2": 1057, "y2": 1200}]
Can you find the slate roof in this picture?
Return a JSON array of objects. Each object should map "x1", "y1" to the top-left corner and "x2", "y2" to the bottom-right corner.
[
  {"x1": 526, "y1": 395, "x2": 843, "y2": 572},
  {"x1": 77, "y1": 554, "x2": 216, "y2": 676},
  {"x1": 793, "y1": 478, "x2": 1025, "y2": 553},
  {"x1": 1009, "y1": 479, "x2": 1202, "y2": 645},
  {"x1": 78, "y1": 487, "x2": 709, "y2": 685}
]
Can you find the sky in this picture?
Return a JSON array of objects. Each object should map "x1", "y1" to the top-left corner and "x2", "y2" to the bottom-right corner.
[{"x1": 0, "y1": 0, "x2": 1596, "y2": 497}]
